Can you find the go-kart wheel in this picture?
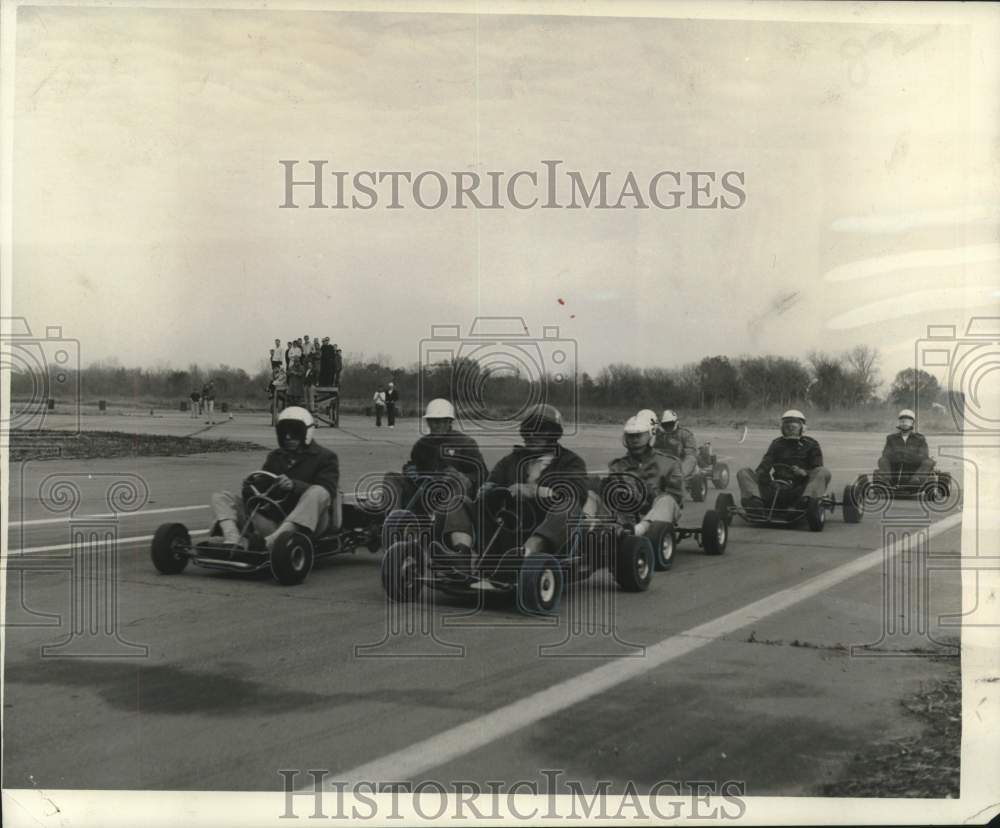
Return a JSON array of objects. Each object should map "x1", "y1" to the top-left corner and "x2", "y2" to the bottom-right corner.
[
  {"x1": 150, "y1": 523, "x2": 191, "y2": 574},
  {"x1": 806, "y1": 498, "x2": 826, "y2": 532},
  {"x1": 701, "y1": 510, "x2": 727, "y2": 555},
  {"x1": 381, "y1": 539, "x2": 426, "y2": 602},
  {"x1": 689, "y1": 475, "x2": 707, "y2": 503},
  {"x1": 614, "y1": 535, "x2": 653, "y2": 592},
  {"x1": 842, "y1": 484, "x2": 863, "y2": 524},
  {"x1": 712, "y1": 463, "x2": 730, "y2": 489},
  {"x1": 269, "y1": 531, "x2": 314, "y2": 585},
  {"x1": 381, "y1": 509, "x2": 422, "y2": 550},
  {"x1": 921, "y1": 480, "x2": 948, "y2": 504},
  {"x1": 516, "y1": 553, "x2": 564, "y2": 616},
  {"x1": 714, "y1": 493, "x2": 736, "y2": 526},
  {"x1": 646, "y1": 521, "x2": 676, "y2": 571}
]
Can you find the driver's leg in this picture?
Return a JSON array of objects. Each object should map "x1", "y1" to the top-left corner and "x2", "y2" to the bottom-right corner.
[
  {"x1": 680, "y1": 454, "x2": 697, "y2": 479},
  {"x1": 803, "y1": 466, "x2": 832, "y2": 499},
  {"x1": 211, "y1": 490, "x2": 248, "y2": 544},
  {"x1": 265, "y1": 484, "x2": 332, "y2": 547},
  {"x1": 635, "y1": 493, "x2": 680, "y2": 535},
  {"x1": 736, "y1": 468, "x2": 763, "y2": 505}
]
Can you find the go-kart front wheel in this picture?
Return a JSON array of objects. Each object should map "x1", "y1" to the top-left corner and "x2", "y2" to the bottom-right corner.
[
  {"x1": 613, "y1": 536, "x2": 653, "y2": 592},
  {"x1": 714, "y1": 493, "x2": 736, "y2": 526},
  {"x1": 712, "y1": 463, "x2": 730, "y2": 489},
  {"x1": 701, "y1": 510, "x2": 728, "y2": 555},
  {"x1": 517, "y1": 553, "x2": 564, "y2": 616},
  {"x1": 842, "y1": 484, "x2": 863, "y2": 524},
  {"x1": 646, "y1": 521, "x2": 676, "y2": 571},
  {"x1": 270, "y1": 531, "x2": 314, "y2": 585},
  {"x1": 150, "y1": 523, "x2": 191, "y2": 574},
  {"x1": 381, "y1": 539, "x2": 426, "y2": 602},
  {"x1": 688, "y1": 475, "x2": 708, "y2": 503}
]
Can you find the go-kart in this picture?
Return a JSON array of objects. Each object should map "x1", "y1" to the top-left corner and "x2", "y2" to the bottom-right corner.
[
  {"x1": 714, "y1": 464, "x2": 862, "y2": 532},
  {"x1": 853, "y1": 465, "x2": 955, "y2": 506},
  {"x1": 685, "y1": 442, "x2": 731, "y2": 502},
  {"x1": 380, "y1": 481, "x2": 658, "y2": 617},
  {"x1": 150, "y1": 471, "x2": 384, "y2": 585},
  {"x1": 596, "y1": 472, "x2": 728, "y2": 570}
]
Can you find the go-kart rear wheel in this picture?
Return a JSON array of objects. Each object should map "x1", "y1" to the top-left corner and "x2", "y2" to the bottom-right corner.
[
  {"x1": 689, "y1": 475, "x2": 708, "y2": 503},
  {"x1": 381, "y1": 509, "x2": 422, "y2": 550},
  {"x1": 714, "y1": 493, "x2": 736, "y2": 526},
  {"x1": 381, "y1": 539, "x2": 426, "y2": 602},
  {"x1": 806, "y1": 498, "x2": 826, "y2": 532},
  {"x1": 712, "y1": 463, "x2": 730, "y2": 489},
  {"x1": 842, "y1": 484, "x2": 863, "y2": 524},
  {"x1": 270, "y1": 531, "x2": 314, "y2": 585},
  {"x1": 701, "y1": 510, "x2": 727, "y2": 555},
  {"x1": 646, "y1": 521, "x2": 676, "y2": 571},
  {"x1": 614, "y1": 535, "x2": 653, "y2": 592},
  {"x1": 150, "y1": 523, "x2": 190, "y2": 574},
  {"x1": 517, "y1": 553, "x2": 564, "y2": 616}
]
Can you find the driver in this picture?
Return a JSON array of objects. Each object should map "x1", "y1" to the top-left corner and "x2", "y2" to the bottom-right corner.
[
  {"x1": 208, "y1": 406, "x2": 340, "y2": 550},
  {"x1": 653, "y1": 409, "x2": 697, "y2": 479},
  {"x1": 443, "y1": 403, "x2": 587, "y2": 560},
  {"x1": 605, "y1": 415, "x2": 684, "y2": 534},
  {"x1": 382, "y1": 398, "x2": 487, "y2": 513},
  {"x1": 736, "y1": 409, "x2": 831, "y2": 508},
  {"x1": 876, "y1": 409, "x2": 934, "y2": 483}
]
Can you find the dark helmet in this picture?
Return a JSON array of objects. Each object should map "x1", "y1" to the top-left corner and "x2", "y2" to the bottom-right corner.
[{"x1": 519, "y1": 403, "x2": 563, "y2": 440}]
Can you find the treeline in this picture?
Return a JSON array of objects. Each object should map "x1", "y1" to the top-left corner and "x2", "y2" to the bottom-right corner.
[{"x1": 10, "y1": 346, "x2": 950, "y2": 412}]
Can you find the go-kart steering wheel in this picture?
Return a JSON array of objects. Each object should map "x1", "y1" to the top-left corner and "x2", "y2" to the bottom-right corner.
[
  {"x1": 770, "y1": 463, "x2": 805, "y2": 487},
  {"x1": 241, "y1": 471, "x2": 294, "y2": 517}
]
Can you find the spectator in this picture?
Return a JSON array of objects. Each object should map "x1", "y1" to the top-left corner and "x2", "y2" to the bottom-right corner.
[
  {"x1": 303, "y1": 357, "x2": 317, "y2": 411},
  {"x1": 319, "y1": 337, "x2": 336, "y2": 386},
  {"x1": 270, "y1": 339, "x2": 285, "y2": 372},
  {"x1": 285, "y1": 341, "x2": 293, "y2": 369},
  {"x1": 287, "y1": 357, "x2": 305, "y2": 406},
  {"x1": 302, "y1": 335, "x2": 313, "y2": 363},
  {"x1": 288, "y1": 338, "x2": 303, "y2": 366},
  {"x1": 385, "y1": 381, "x2": 399, "y2": 429},
  {"x1": 268, "y1": 366, "x2": 288, "y2": 413},
  {"x1": 333, "y1": 345, "x2": 343, "y2": 387},
  {"x1": 202, "y1": 380, "x2": 216, "y2": 424},
  {"x1": 373, "y1": 385, "x2": 386, "y2": 427},
  {"x1": 189, "y1": 388, "x2": 201, "y2": 418}
]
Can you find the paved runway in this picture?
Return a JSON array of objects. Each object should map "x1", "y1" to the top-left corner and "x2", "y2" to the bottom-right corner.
[{"x1": 3, "y1": 413, "x2": 965, "y2": 794}]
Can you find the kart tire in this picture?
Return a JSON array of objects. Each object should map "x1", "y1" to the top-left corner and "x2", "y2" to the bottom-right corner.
[
  {"x1": 151, "y1": 523, "x2": 190, "y2": 574},
  {"x1": 842, "y1": 484, "x2": 863, "y2": 524},
  {"x1": 381, "y1": 509, "x2": 422, "y2": 551},
  {"x1": 646, "y1": 521, "x2": 676, "y2": 571},
  {"x1": 921, "y1": 480, "x2": 947, "y2": 504},
  {"x1": 689, "y1": 475, "x2": 707, "y2": 503},
  {"x1": 701, "y1": 510, "x2": 727, "y2": 555},
  {"x1": 714, "y1": 493, "x2": 736, "y2": 526},
  {"x1": 712, "y1": 463, "x2": 730, "y2": 489},
  {"x1": 270, "y1": 531, "x2": 314, "y2": 585},
  {"x1": 806, "y1": 498, "x2": 826, "y2": 532},
  {"x1": 381, "y1": 539, "x2": 426, "y2": 602},
  {"x1": 516, "y1": 553, "x2": 563, "y2": 616},
  {"x1": 614, "y1": 535, "x2": 653, "y2": 592}
]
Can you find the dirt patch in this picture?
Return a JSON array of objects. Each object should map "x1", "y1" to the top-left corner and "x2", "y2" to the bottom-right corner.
[
  {"x1": 9, "y1": 430, "x2": 265, "y2": 462},
  {"x1": 818, "y1": 649, "x2": 960, "y2": 798}
]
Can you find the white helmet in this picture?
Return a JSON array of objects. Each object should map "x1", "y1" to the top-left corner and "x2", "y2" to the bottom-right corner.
[
  {"x1": 636, "y1": 409, "x2": 658, "y2": 432},
  {"x1": 897, "y1": 409, "x2": 916, "y2": 420},
  {"x1": 897, "y1": 409, "x2": 915, "y2": 431},
  {"x1": 623, "y1": 415, "x2": 653, "y2": 452},
  {"x1": 780, "y1": 409, "x2": 806, "y2": 439},
  {"x1": 781, "y1": 409, "x2": 806, "y2": 423},
  {"x1": 276, "y1": 406, "x2": 315, "y2": 446},
  {"x1": 423, "y1": 398, "x2": 455, "y2": 420},
  {"x1": 660, "y1": 409, "x2": 679, "y2": 430}
]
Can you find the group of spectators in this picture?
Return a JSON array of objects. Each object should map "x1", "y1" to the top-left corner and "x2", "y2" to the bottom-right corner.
[
  {"x1": 267, "y1": 336, "x2": 343, "y2": 411},
  {"x1": 189, "y1": 380, "x2": 217, "y2": 423}
]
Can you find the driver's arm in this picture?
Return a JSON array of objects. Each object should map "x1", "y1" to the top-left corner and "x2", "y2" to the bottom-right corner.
[
  {"x1": 303, "y1": 451, "x2": 340, "y2": 499},
  {"x1": 681, "y1": 429, "x2": 697, "y2": 458},
  {"x1": 806, "y1": 440, "x2": 824, "y2": 469},
  {"x1": 755, "y1": 440, "x2": 778, "y2": 482}
]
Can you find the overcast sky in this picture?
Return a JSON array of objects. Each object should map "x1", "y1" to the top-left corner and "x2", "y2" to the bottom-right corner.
[{"x1": 11, "y1": 4, "x2": 1000, "y2": 386}]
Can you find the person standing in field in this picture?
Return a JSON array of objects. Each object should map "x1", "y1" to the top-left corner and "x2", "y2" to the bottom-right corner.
[
  {"x1": 385, "y1": 381, "x2": 399, "y2": 429},
  {"x1": 270, "y1": 339, "x2": 285, "y2": 372},
  {"x1": 202, "y1": 380, "x2": 216, "y2": 424},
  {"x1": 189, "y1": 388, "x2": 201, "y2": 418},
  {"x1": 319, "y1": 337, "x2": 336, "y2": 386},
  {"x1": 373, "y1": 386, "x2": 387, "y2": 427}
]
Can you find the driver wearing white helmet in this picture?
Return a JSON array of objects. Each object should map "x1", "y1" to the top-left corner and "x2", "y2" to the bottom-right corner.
[
  {"x1": 736, "y1": 409, "x2": 831, "y2": 508},
  {"x1": 653, "y1": 409, "x2": 697, "y2": 479},
  {"x1": 876, "y1": 409, "x2": 934, "y2": 483},
  {"x1": 604, "y1": 415, "x2": 684, "y2": 532},
  {"x1": 209, "y1": 406, "x2": 340, "y2": 550}
]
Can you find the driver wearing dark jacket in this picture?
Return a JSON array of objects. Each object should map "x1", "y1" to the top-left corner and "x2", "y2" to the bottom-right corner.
[
  {"x1": 736, "y1": 409, "x2": 831, "y2": 507},
  {"x1": 209, "y1": 406, "x2": 339, "y2": 550}
]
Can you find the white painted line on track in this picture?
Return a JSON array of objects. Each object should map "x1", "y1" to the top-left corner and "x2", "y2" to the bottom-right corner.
[
  {"x1": 14, "y1": 504, "x2": 209, "y2": 527},
  {"x1": 324, "y1": 512, "x2": 963, "y2": 787},
  {"x1": 6, "y1": 529, "x2": 210, "y2": 556}
]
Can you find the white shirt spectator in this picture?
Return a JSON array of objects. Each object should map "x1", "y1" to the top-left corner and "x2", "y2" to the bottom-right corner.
[{"x1": 271, "y1": 343, "x2": 286, "y2": 365}]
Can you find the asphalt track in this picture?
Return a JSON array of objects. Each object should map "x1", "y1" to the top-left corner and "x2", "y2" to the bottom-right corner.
[{"x1": 3, "y1": 413, "x2": 965, "y2": 794}]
